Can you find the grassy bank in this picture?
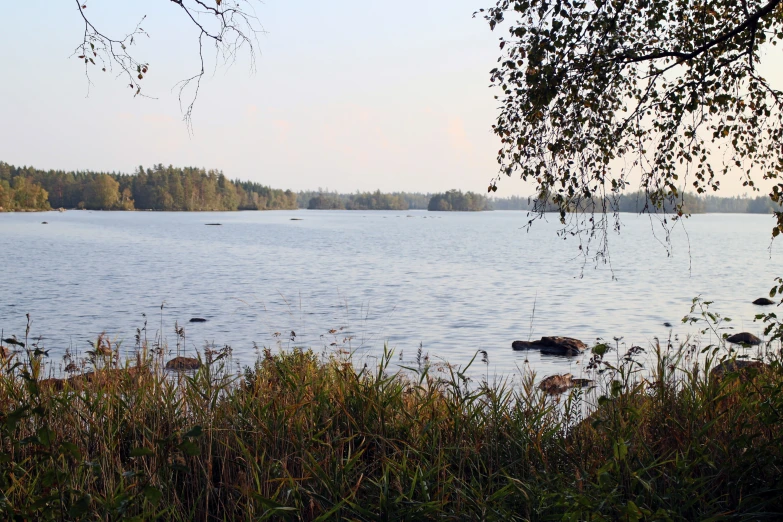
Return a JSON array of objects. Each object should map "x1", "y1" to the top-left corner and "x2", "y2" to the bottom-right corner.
[{"x1": 0, "y1": 331, "x2": 782, "y2": 520}]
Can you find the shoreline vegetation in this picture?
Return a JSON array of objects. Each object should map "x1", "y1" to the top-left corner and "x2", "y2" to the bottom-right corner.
[
  {"x1": 2, "y1": 161, "x2": 782, "y2": 214},
  {"x1": 0, "y1": 318, "x2": 782, "y2": 519}
]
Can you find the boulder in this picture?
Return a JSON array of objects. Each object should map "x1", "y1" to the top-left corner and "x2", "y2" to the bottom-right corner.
[
  {"x1": 38, "y1": 367, "x2": 146, "y2": 392},
  {"x1": 538, "y1": 373, "x2": 594, "y2": 394},
  {"x1": 725, "y1": 332, "x2": 762, "y2": 346},
  {"x1": 66, "y1": 367, "x2": 142, "y2": 387},
  {"x1": 512, "y1": 336, "x2": 587, "y2": 356},
  {"x1": 710, "y1": 360, "x2": 766, "y2": 379},
  {"x1": 189, "y1": 318, "x2": 207, "y2": 323},
  {"x1": 39, "y1": 378, "x2": 65, "y2": 391},
  {"x1": 165, "y1": 357, "x2": 201, "y2": 371},
  {"x1": 539, "y1": 374, "x2": 573, "y2": 394},
  {"x1": 571, "y1": 378, "x2": 593, "y2": 388},
  {"x1": 753, "y1": 297, "x2": 775, "y2": 306}
]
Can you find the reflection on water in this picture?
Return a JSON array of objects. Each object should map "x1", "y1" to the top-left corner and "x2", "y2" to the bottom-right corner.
[{"x1": 0, "y1": 210, "x2": 779, "y2": 378}]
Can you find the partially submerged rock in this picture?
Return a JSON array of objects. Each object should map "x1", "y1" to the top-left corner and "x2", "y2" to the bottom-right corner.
[
  {"x1": 512, "y1": 336, "x2": 587, "y2": 356},
  {"x1": 46, "y1": 367, "x2": 146, "y2": 390},
  {"x1": 726, "y1": 332, "x2": 762, "y2": 346},
  {"x1": 165, "y1": 357, "x2": 201, "y2": 371},
  {"x1": 711, "y1": 360, "x2": 767, "y2": 379},
  {"x1": 538, "y1": 373, "x2": 594, "y2": 395},
  {"x1": 39, "y1": 378, "x2": 65, "y2": 391},
  {"x1": 73, "y1": 367, "x2": 143, "y2": 385},
  {"x1": 2, "y1": 337, "x2": 24, "y2": 348},
  {"x1": 189, "y1": 317, "x2": 207, "y2": 323},
  {"x1": 753, "y1": 297, "x2": 775, "y2": 306}
]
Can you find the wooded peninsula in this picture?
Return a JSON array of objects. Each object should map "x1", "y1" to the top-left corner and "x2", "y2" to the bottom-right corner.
[{"x1": 1, "y1": 161, "x2": 780, "y2": 214}]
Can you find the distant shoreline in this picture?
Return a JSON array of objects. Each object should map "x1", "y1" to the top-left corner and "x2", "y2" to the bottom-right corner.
[{"x1": 3, "y1": 161, "x2": 781, "y2": 214}]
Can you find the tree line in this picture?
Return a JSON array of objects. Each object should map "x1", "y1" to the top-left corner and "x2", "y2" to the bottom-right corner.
[
  {"x1": 490, "y1": 191, "x2": 782, "y2": 214},
  {"x1": 301, "y1": 190, "x2": 430, "y2": 211},
  {"x1": 0, "y1": 162, "x2": 297, "y2": 211},
  {"x1": 2, "y1": 161, "x2": 781, "y2": 214},
  {"x1": 428, "y1": 190, "x2": 489, "y2": 211}
]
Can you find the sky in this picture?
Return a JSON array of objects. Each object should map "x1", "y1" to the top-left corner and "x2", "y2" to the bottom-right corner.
[
  {"x1": 1, "y1": 0, "x2": 510, "y2": 194},
  {"x1": 0, "y1": 1, "x2": 779, "y2": 196}
]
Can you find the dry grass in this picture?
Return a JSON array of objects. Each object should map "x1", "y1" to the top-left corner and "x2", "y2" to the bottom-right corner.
[{"x1": 0, "y1": 324, "x2": 782, "y2": 520}]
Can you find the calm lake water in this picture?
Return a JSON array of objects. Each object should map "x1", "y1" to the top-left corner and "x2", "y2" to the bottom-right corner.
[{"x1": 1, "y1": 210, "x2": 780, "y2": 379}]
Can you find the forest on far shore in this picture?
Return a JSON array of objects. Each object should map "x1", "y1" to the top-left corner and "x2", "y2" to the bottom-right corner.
[
  {"x1": 0, "y1": 162, "x2": 297, "y2": 212},
  {"x1": 1, "y1": 161, "x2": 780, "y2": 214}
]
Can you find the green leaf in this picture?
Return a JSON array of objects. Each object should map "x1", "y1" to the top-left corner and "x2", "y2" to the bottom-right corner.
[
  {"x1": 613, "y1": 441, "x2": 628, "y2": 460},
  {"x1": 624, "y1": 500, "x2": 642, "y2": 522},
  {"x1": 130, "y1": 447, "x2": 154, "y2": 457},
  {"x1": 69, "y1": 494, "x2": 92, "y2": 517},
  {"x1": 178, "y1": 440, "x2": 200, "y2": 456},
  {"x1": 37, "y1": 427, "x2": 55, "y2": 447},
  {"x1": 183, "y1": 426, "x2": 203, "y2": 438},
  {"x1": 42, "y1": 469, "x2": 57, "y2": 488},
  {"x1": 60, "y1": 441, "x2": 81, "y2": 460},
  {"x1": 20, "y1": 435, "x2": 41, "y2": 445},
  {"x1": 143, "y1": 485, "x2": 163, "y2": 506}
]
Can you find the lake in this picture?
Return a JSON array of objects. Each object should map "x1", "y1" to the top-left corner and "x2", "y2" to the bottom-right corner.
[{"x1": 1, "y1": 210, "x2": 779, "y2": 379}]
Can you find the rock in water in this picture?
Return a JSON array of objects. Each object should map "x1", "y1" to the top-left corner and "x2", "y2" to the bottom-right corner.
[
  {"x1": 725, "y1": 332, "x2": 762, "y2": 346},
  {"x1": 571, "y1": 378, "x2": 593, "y2": 388},
  {"x1": 189, "y1": 318, "x2": 207, "y2": 323},
  {"x1": 711, "y1": 360, "x2": 766, "y2": 379},
  {"x1": 539, "y1": 374, "x2": 573, "y2": 394},
  {"x1": 39, "y1": 378, "x2": 65, "y2": 391},
  {"x1": 538, "y1": 373, "x2": 594, "y2": 394},
  {"x1": 512, "y1": 336, "x2": 587, "y2": 356},
  {"x1": 753, "y1": 297, "x2": 775, "y2": 306},
  {"x1": 165, "y1": 357, "x2": 201, "y2": 371}
]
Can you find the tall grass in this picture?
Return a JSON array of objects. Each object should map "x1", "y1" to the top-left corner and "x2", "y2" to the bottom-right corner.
[{"x1": 1, "y1": 320, "x2": 782, "y2": 520}]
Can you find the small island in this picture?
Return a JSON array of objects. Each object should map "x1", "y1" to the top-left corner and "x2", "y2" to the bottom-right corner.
[
  {"x1": 307, "y1": 190, "x2": 410, "y2": 210},
  {"x1": 428, "y1": 190, "x2": 489, "y2": 211}
]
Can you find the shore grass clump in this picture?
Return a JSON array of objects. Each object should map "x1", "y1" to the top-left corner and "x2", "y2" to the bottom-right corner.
[{"x1": 0, "y1": 335, "x2": 782, "y2": 520}]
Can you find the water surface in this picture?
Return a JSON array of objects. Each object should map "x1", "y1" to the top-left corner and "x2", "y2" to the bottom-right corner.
[{"x1": 1, "y1": 210, "x2": 779, "y2": 378}]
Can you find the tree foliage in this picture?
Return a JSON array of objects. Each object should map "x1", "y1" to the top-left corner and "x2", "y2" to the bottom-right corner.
[
  {"x1": 0, "y1": 162, "x2": 296, "y2": 211},
  {"x1": 303, "y1": 190, "x2": 430, "y2": 210},
  {"x1": 0, "y1": 174, "x2": 50, "y2": 211},
  {"x1": 428, "y1": 190, "x2": 489, "y2": 211},
  {"x1": 479, "y1": 0, "x2": 783, "y2": 247},
  {"x1": 84, "y1": 174, "x2": 121, "y2": 210}
]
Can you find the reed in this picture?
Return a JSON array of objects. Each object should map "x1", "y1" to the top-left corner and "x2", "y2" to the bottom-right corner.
[{"x1": 0, "y1": 324, "x2": 782, "y2": 520}]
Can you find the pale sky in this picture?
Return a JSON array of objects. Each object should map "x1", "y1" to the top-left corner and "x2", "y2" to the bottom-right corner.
[{"x1": 0, "y1": 2, "x2": 779, "y2": 196}]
